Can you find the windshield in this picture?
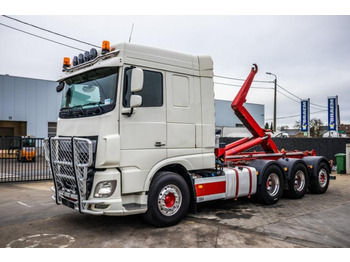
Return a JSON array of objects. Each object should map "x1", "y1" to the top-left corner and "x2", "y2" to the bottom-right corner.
[{"x1": 60, "y1": 67, "x2": 119, "y2": 118}]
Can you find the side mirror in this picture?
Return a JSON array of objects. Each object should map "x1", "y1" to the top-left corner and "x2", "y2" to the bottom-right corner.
[
  {"x1": 56, "y1": 82, "x2": 65, "y2": 92},
  {"x1": 131, "y1": 68, "x2": 144, "y2": 92},
  {"x1": 122, "y1": 95, "x2": 142, "y2": 117},
  {"x1": 130, "y1": 95, "x2": 142, "y2": 108}
]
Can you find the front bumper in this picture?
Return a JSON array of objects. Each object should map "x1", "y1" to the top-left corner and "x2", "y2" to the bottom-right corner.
[{"x1": 44, "y1": 137, "x2": 147, "y2": 216}]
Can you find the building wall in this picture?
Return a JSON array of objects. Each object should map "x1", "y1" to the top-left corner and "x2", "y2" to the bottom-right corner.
[
  {"x1": 0, "y1": 75, "x2": 60, "y2": 138},
  {"x1": 215, "y1": 99, "x2": 264, "y2": 128}
]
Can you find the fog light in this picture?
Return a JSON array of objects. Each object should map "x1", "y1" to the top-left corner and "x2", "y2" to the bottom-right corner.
[
  {"x1": 95, "y1": 204, "x2": 110, "y2": 209},
  {"x1": 94, "y1": 181, "x2": 116, "y2": 198}
]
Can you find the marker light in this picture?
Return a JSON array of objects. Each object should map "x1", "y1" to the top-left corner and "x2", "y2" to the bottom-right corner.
[
  {"x1": 102, "y1": 40, "x2": 110, "y2": 54},
  {"x1": 63, "y1": 57, "x2": 70, "y2": 68}
]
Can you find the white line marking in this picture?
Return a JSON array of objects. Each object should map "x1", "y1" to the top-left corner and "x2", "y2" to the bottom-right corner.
[{"x1": 17, "y1": 201, "x2": 31, "y2": 208}]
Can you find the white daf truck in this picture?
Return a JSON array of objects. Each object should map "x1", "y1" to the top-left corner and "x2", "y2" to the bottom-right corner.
[{"x1": 44, "y1": 41, "x2": 331, "y2": 227}]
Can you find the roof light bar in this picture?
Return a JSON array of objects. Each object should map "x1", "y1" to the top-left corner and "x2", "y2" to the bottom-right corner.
[{"x1": 62, "y1": 40, "x2": 118, "y2": 72}]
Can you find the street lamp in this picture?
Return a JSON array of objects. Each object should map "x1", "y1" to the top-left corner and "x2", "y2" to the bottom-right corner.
[{"x1": 266, "y1": 72, "x2": 277, "y2": 132}]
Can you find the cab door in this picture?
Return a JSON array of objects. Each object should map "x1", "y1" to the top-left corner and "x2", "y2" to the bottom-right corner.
[
  {"x1": 165, "y1": 72, "x2": 198, "y2": 156},
  {"x1": 119, "y1": 66, "x2": 166, "y2": 193}
]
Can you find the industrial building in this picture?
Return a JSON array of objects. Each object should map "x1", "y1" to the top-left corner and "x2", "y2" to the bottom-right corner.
[
  {"x1": 0, "y1": 74, "x2": 264, "y2": 139},
  {"x1": 215, "y1": 99, "x2": 264, "y2": 137},
  {"x1": 0, "y1": 74, "x2": 60, "y2": 138}
]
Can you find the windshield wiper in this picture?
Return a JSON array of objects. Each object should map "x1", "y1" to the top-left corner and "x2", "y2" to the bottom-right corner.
[
  {"x1": 82, "y1": 102, "x2": 105, "y2": 113},
  {"x1": 61, "y1": 105, "x2": 86, "y2": 116},
  {"x1": 61, "y1": 102, "x2": 106, "y2": 117}
]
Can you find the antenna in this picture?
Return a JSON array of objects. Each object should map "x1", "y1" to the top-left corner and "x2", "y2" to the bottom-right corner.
[{"x1": 128, "y1": 23, "x2": 134, "y2": 43}]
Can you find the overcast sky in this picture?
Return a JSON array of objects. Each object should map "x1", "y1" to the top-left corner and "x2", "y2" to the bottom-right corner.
[{"x1": 1, "y1": 13, "x2": 349, "y2": 128}]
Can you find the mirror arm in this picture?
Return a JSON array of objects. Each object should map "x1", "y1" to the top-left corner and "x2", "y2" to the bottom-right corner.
[{"x1": 121, "y1": 108, "x2": 134, "y2": 117}]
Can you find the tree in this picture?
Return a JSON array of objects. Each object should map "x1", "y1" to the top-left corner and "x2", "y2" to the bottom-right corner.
[
  {"x1": 294, "y1": 118, "x2": 324, "y2": 137},
  {"x1": 310, "y1": 118, "x2": 324, "y2": 137},
  {"x1": 269, "y1": 122, "x2": 273, "y2": 131},
  {"x1": 264, "y1": 122, "x2": 269, "y2": 130}
]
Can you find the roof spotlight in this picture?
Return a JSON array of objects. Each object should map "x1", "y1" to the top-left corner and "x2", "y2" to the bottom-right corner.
[
  {"x1": 84, "y1": 51, "x2": 90, "y2": 62},
  {"x1": 89, "y1": 48, "x2": 97, "y2": 60},
  {"x1": 78, "y1": 53, "x2": 84, "y2": 64},
  {"x1": 73, "y1": 56, "x2": 78, "y2": 66}
]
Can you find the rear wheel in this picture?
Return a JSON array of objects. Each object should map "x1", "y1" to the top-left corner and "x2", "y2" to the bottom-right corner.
[
  {"x1": 255, "y1": 165, "x2": 284, "y2": 205},
  {"x1": 309, "y1": 163, "x2": 329, "y2": 194},
  {"x1": 143, "y1": 172, "x2": 190, "y2": 227},
  {"x1": 285, "y1": 163, "x2": 309, "y2": 199}
]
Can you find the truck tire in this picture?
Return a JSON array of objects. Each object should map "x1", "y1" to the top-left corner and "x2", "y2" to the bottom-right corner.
[
  {"x1": 255, "y1": 165, "x2": 284, "y2": 205},
  {"x1": 285, "y1": 163, "x2": 309, "y2": 199},
  {"x1": 143, "y1": 172, "x2": 190, "y2": 227},
  {"x1": 309, "y1": 162, "x2": 329, "y2": 194}
]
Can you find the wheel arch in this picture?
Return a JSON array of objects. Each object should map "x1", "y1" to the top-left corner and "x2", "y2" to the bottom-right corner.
[
  {"x1": 249, "y1": 159, "x2": 284, "y2": 186},
  {"x1": 277, "y1": 158, "x2": 308, "y2": 180},
  {"x1": 302, "y1": 156, "x2": 330, "y2": 178},
  {"x1": 144, "y1": 161, "x2": 196, "y2": 213}
]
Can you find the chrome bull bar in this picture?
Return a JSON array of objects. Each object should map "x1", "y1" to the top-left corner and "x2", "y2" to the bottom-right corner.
[{"x1": 44, "y1": 137, "x2": 93, "y2": 213}]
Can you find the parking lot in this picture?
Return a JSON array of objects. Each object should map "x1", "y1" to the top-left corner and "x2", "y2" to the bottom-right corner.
[{"x1": 0, "y1": 174, "x2": 349, "y2": 248}]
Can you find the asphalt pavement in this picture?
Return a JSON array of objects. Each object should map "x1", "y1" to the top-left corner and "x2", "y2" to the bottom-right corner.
[{"x1": 0, "y1": 174, "x2": 349, "y2": 248}]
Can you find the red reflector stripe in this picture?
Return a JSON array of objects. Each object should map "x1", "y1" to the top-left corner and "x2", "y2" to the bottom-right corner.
[{"x1": 195, "y1": 181, "x2": 226, "y2": 197}]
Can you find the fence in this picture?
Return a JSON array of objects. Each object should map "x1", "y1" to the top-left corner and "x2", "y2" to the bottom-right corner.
[{"x1": 0, "y1": 137, "x2": 51, "y2": 182}]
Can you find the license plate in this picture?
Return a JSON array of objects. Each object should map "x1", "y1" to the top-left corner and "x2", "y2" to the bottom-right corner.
[{"x1": 62, "y1": 198, "x2": 76, "y2": 209}]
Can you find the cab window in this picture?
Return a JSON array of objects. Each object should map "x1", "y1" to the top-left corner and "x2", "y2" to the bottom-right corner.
[{"x1": 123, "y1": 68, "x2": 163, "y2": 107}]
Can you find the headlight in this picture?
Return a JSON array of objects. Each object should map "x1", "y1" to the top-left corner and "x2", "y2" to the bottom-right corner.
[{"x1": 94, "y1": 181, "x2": 116, "y2": 198}]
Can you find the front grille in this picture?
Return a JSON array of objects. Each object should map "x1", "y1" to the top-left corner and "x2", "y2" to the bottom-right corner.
[{"x1": 44, "y1": 137, "x2": 93, "y2": 212}]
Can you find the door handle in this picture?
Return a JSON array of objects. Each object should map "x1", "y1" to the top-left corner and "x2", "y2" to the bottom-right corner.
[{"x1": 155, "y1": 142, "x2": 166, "y2": 147}]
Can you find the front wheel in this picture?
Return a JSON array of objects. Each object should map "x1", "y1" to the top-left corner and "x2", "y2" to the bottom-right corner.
[
  {"x1": 309, "y1": 163, "x2": 329, "y2": 194},
  {"x1": 255, "y1": 165, "x2": 284, "y2": 205},
  {"x1": 143, "y1": 172, "x2": 190, "y2": 227}
]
